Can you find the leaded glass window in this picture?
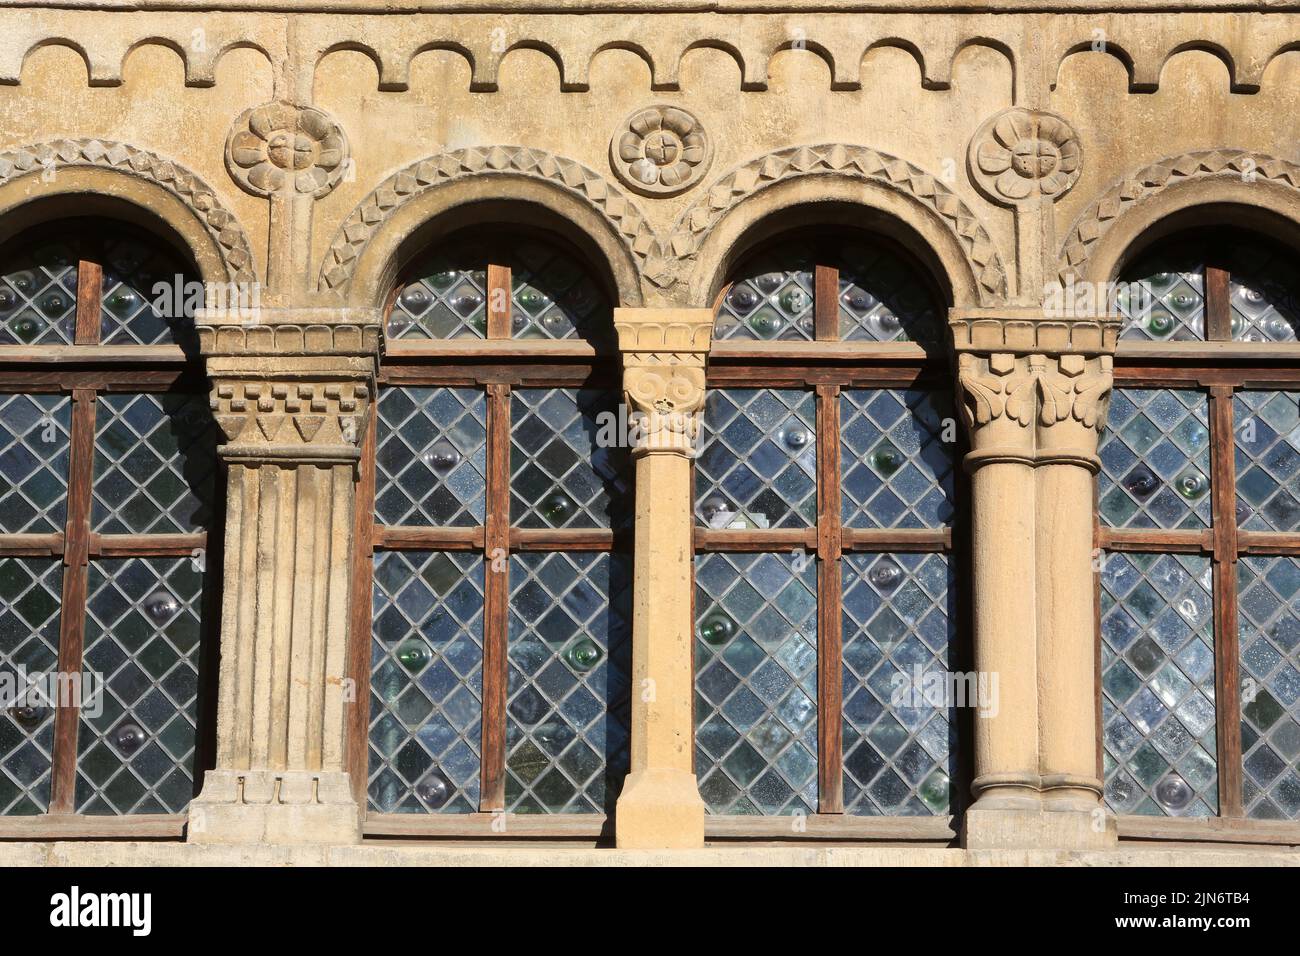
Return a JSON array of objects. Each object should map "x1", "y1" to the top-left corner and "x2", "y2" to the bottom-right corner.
[
  {"x1": 361, "y1": 234, "x2": 631, "y2": 826},
  {"x1": 1117, "y1": 232, "x2": 1300, "y2": 342},
  {"x1": 696, "y1": 233, "x2": 963, "y2": 824},
  {"x1": 0, "y1": 221, "x2": 218, "y2": 824},
  {"x1": 1101, "y1": 231, "x2": 1300, "y2": 826},
  {"x1": 713, "y1": 236, "x2": 942, "y2": 345},
  {"x1": 387, "y1": 228, "x2": 611, "y2": 345}
]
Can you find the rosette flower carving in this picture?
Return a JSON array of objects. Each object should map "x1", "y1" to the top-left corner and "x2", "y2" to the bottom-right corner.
[
  {"x1": 226, "y1": 104, "x2": 349, "y2": 199},
  {"x1": 969, "y1": 109, "x2": 1082, "y2": 206},
  {"x1": 610, "y1": 106, "x2": 712, "y2": 196}
]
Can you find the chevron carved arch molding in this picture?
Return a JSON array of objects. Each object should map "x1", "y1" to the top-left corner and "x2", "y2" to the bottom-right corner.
[
  {"x1": 0, "y1": 138, "x2": 256, "y2": 285},
  {"x1": 318, "y1": 146, "x2": 662, "y2": 301},
  {"x1": 669, "y1": 144, "x2": 1008, "y2": 306},
  {"x1": 1058, "y1": 150, "x2": 1300, "y2": 286}
]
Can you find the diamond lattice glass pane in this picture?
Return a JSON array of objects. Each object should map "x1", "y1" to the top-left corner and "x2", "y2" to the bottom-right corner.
[
  {"x1": 1099, "y1": 389, "x2": 1211, "y2": 529},
  {"x1": 506, "y1": 552, "x2": 631, "y2": 813},
  {"x1": 0, "y1": 558, "x2": 62, "y2": 815},
  {"x1": 375, "y1": 387, "x2": 487, "y2": 528},
  {"x1": 1100, "y1": 552, "x2": 1217, "y2": 817},
  {"x1": 0, "y1": 238, "x2": 77, "y2": 344},
  {"x1": 1225, "y1": 241, "x2": 1300, "y2": 342},
  {"x1": 510, "y1": 389, "x2": 629, "y2": 530},
  {"x1": 76, "y1": 557, "x2": 207, "y2": 815},
  {"x1": 695, "y1": 389, "x2": 816, "y2": 529},
  {"x1": 92, "y1": 393, "x2": 216, "y2": 534},
  {"x1": 694, "y1": 552, "x2": 818, "y2": 815},
  {"x1": 842, "y1": 553, "x2": 956, "y2": 815},
  {"x1": 837, "y1": 243, "x2": 941, "y2": 344},
  {"x1": 389, "y1": 245, "x2": 487, "y2": 340},
  {"x1": 369, "y1": 550, "x2": 484, "y2": 813},
  {"x1": 714, "y1": 244, "x2": 814, "y2": 341},
  {"x1": 389, "y1": 234, "x2": 610, "y2": 343},
  {"x1": 841, "y1": 389, "x2": 956, "y2": 529},
  {"x1": 1237, "y1": 556, "x2": 1300, "y2": 819},
  {"x1": 506, "y1": 240, "x2": 609, "y2": 342},
  {"x1": 98, "y1": 235, "x2": 198, "y2": 347},
  {"x1": 0, "y1": 394, "x2": 70, "y2": 534},
  {"x1": 1234, "y1": 391, "x2": 1300, "y2": 533},
  {"x1": 1117, "y1": 246, "x2": 1206, "y2": 341}
]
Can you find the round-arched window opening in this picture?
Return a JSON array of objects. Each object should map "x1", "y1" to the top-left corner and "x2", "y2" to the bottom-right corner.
[
  {"x1": 387, "y1": 226, "x2": 613, "y2": 346},
  {"x1": 0, "y1": 218, "x2": 200, "y2": 350},
  {"x1": 714, "y1": 232, "x2": 945, "y2": 345},
  {"x1": 1117, "y1": 229, "x2": 1300, "y2": 343}
]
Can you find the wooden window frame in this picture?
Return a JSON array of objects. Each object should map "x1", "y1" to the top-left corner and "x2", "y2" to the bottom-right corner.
[
  {"x1": 354, "y1": 256, "x2": 628, "y2": 841},
  {"x1": 695, "y1": 245, "x2": 968, "y2": 844},
  {"x1": 1101, "y1": 248, "x2": 1300, "y2": 846},
  {"x1": 0, "y1": 235, "x2": 220, "y2": 840}
]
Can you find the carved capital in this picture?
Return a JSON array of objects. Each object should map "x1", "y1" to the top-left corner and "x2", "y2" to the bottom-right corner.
[
  {"x1": 615, "y1": 308, "x2": 712, "y2": 455},
  {"x1": 951, "y1": 310, "x2": 1118, "y2": 470},
  {"x1": 205, "y1": 357, "x2": 372, "y2": 466}
]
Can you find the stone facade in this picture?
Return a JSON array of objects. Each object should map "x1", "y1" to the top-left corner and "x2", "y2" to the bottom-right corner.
[{"x1": 1, "y1": 0, "x2": 1299, "y2": 864}]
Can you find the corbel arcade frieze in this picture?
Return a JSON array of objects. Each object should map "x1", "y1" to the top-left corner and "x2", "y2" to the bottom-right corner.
[
  {"x1": 950, "y1": 311, "x2": 1119, "y2": 471},
  {"x1": 614, "y1": 309, "x2": 712, "y2": 456}
]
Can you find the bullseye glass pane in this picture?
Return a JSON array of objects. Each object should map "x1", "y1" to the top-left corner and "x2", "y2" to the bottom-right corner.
[
  {"x1": 1101, "y1": 552, "x2": 1217, "y2": 817},
  {"x1": 694, "y1": 552, "x2": 818, "y2": 815},
  {"x1": 0, "y1": 239, "x2": 77, "y2": 344},
  {"x1": 837, "y1": 243, "x2": 940, "y2": 344},
  {"x1": 715, "y1": 245, "x2": 814, "y2": 341},
  {"x1": 1099, "y1": 389, "x2": 1211, "y2": 530},
  {"x1": 368, "y1": 551, "x2": 484, "y2": 814},
  {"x1": 1225, "y1": 241, "x2": 1300, "y2": 342},
  {"x1": 98, "y1": 235, "x2": 198, "y2": 347},
  {"x1": 1117, "y1": 244, "x2": 1206, "y2": 341}
]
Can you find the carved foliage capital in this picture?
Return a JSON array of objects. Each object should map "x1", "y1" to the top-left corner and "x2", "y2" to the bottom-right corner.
[{"x1": 615, "y1": 308, "x2": 712, "y2": 454}]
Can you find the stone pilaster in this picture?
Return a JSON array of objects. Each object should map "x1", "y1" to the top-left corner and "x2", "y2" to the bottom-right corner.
[
  {"x1": 187, "y1": 309, "x2": 380, "y2": 845},
  {"x1": 612, "y1": 308, "x2": 711, "y2": 849},
  {"x1": 950, "y1": 309, "x2": 1119, "y2": 850}
]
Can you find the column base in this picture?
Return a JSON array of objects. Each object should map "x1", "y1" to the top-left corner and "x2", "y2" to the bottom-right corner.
[
  {"x1": 187, "y1": 770, "x2": 362, "y2": 845},
  {"x1": 614, "y1": 769, "x2": 706, "y2": 849},
  {"x1": 962, "y1": 792, "x2": 1117, "y2": 851}
]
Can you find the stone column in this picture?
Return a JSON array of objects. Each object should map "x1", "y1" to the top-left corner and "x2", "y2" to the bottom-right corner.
[
  {"x1": 952, "y1": 311, "x2": 1118, "y2": 850},
  {"x1": 187, "y1": 313, "x2": 379, "y2": 845},
  {"x1": 612, "y1": 308, "x2": 711, "y2": 850}
]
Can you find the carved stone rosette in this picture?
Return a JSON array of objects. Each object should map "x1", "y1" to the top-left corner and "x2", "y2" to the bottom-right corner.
[
  {"x1": 614, "y1": 310, "x2": 712, "y2": 455},
  {"x1": 968, "y1": 108, "x2": 1082, "y2": 207},
  {"x1": 610, "y1": 105, "x2": 712, "y2": 197},
  {"x1": 226, "y1": 103, "x2": 350, "y2": 199}
]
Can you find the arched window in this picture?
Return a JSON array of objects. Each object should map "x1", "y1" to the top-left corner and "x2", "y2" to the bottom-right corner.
[
  {"x1": 1099, "y1": 227, "x2": 1300, "y2": 825},
  {"x1": 355, "y1": 224, "x2": 631, "y2": 829},
  {"x1": 0, "y1": 218, "x2": 218, "y2": 827},
  {"x1": 694, "y1": 229, "x2": 964, "y2": 829}
]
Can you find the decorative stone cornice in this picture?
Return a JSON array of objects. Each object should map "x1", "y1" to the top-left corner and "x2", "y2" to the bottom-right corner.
[
  {"x1": 226, "y1": 103, "x2": 350, "y2": 199},
  {"x1": 0, "y1": 138, "x2": 256, "y2": 284},
  {"x1": 195, "y1": 308, "x2": 383, "y2": 358},
  {"x1": 1058, "y1": 149, "x2": 1300, "y2": 286},
  {"x1": 670, "y1": 144, "x2": 1007, "y2": 303},
  {"x1": 614, "y1": 308, "x2": 712, "y2": 456},
  {"x1": 950, "y1": 311, "x2": 1119, "y2": 471}
]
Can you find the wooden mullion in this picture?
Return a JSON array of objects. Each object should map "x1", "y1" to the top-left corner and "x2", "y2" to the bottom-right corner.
[
  {"x1": 842, "y1": 527, "x2": 953, "y2": 552},
  {"x1": 479, "y1": 382, "x2": 511, "y2": 811},
  {"x1": 1238, "y1": 532, "x2": 1300, "y2": 556},
  {"x1": 816, "y1": 384, "x2": 843, "y2": 814},
  {"x1": 73, "y1": 258, "x2": 102, "y2": 346},
  {"x1": 374, "y1": 526, "x2": 485, "y2": 551},
  {"x1": 1209, "y1": 385, "x2": 1243, "y2": 817},
  {"x1": 1205, "y1": 265, "x2": 1232, "y2": 342},
  {"x1": 510, "y1": 528, "x2": 619, "y2": 551},
  {"x1": 0, "y1": 533, "x2": 64, "y2": 557},
  {"x1": 1097, "y1": 527, "x2": 1212, "y2": 554},
  {"x1": 346, "y1": 413, "x2": 378, "y2": 808},
  {"x1": 88, "y1": 531, "x2": 206, "y2": 557},
  {"x1": 48, "y1": 387, "x2": 96, "y2": 813},
  {"x1": 486, "y1": 264, "x2": 512, "y2": 340},
  {"x1": 694, "y1": 527, "x2": 816, "y2": 552},
  {"x1": 814, "y1": 264, "x2": 839, "y2": 341}
]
